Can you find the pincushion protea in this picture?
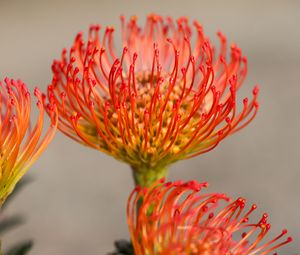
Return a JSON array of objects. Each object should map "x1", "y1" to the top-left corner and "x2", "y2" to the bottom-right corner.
[
  {"x1": 47, "y1": 14, "x2": 259, "y2": 187},
  {"x1": 127, "y1": 179, "x2": 292, "y2": 255},
  {"x1": 0, "y1": 78, "x2": 57, "y2": 205}
]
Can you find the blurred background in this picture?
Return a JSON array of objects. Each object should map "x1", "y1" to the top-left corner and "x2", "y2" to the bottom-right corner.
[{"x1": 0, "y1": 0, "x2": 299, "y2": 254}]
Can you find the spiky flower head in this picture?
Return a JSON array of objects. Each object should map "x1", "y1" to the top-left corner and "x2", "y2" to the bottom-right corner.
[
  {"x1": 0, "y1": 78, "x2": 57, "y2": 205},
  {"x1": 47, "y1": 15, "x2": 259, "y2": 186},
  {"x1": 127, "y1": 179, "x2": 292, "y2": 255}
]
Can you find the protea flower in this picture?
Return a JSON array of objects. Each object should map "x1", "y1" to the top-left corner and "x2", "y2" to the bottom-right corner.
[
  {"x1": 47, "y1": 14, "x2": 259, "y2": 186},
  {"x1": 127, "y1": 179, "x2": 292, "y2": 255},
  {"x1": 0, "y1": 78, "x2": 57, "y2": 205}
]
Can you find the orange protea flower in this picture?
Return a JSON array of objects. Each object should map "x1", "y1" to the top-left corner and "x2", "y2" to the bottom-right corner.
[
  {"x1": 127, "y1": 180, "x2": 292, "y2": 255},
  {"x1": 47, "y1": 15, "x2": 259, "y2": 186},
  {"x1": 0, "y1": 78, "x2": 57, "y2": 205}
]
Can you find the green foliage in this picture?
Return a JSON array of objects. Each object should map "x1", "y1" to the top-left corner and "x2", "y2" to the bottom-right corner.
[
  {"x1": 108, "y1": 240, "x2": 134, "y2": 255},
  {"x1": 0, "y1": 177, "x2": 33, "y2": 255},
  {"x1": 0, "y1": 215, "x2": 24, "y2": 235},
  {"x1": 5, "y1": 241, "x2": 33, "y2": 255}
]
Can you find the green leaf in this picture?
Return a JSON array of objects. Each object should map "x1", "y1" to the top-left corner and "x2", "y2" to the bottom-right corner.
[
  {"x1": 108, "y1": 240, "x2": 134, "y2": 255},
  {"x1": 5, "y1": 241, "x2": 33, "y2": 255},
  {"x1": 0, "y1": 215, "x2": 24, "y2": 235}
]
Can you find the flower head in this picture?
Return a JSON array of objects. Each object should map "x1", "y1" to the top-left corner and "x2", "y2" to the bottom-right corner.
[
  {"x1": 0, "y1": 78, "x2": 57, "y2": 205},
  {"x1": 127, "y1": 180, "x2": 292, "y2": 255},
  {"x1": 47, "y1": 15, "x2": 259, "y2": 183}
]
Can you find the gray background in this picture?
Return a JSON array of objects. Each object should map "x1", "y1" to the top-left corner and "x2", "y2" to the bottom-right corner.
[{"x1": 0, "y1": 0, "x2": 299, "y2": 254}]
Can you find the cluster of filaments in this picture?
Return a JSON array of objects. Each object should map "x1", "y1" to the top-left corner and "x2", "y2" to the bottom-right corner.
[
  {"x1": 127, "y1": 180, "x2": 292, "y2": 255},
  {"x1": 0, "y1": 78, "x2": 57, "y2": 204},
  {"x1": 48, "y1": 15, "x2": 259, "y2": 170}
]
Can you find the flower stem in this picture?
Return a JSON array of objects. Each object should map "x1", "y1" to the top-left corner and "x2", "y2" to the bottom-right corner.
[
  {"x1": 0, "y1": 241, "x2": 3, "y2": 255},
  {"x1": 131, "y1": 166, "x2": 168, "y2": 188}
]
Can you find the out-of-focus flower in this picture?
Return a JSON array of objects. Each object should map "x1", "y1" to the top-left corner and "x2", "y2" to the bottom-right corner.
[
  {"x1": 0, "y1": 78, "x2": 57, "y2": 205},
  {"x1": 127, "y1": 179, "x2": 292, "y2": 255},
  {"x1": 47, "y1": 15, "x2": 259, "y2": 186}
]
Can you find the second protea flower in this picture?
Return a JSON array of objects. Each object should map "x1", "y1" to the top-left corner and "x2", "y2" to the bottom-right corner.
[
  {"x1": 47, "y1": 15, "x2": 259, "y2": 186},
  {"x1": 127, "y1": 180, "x2": 292, "y2": 255}
]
